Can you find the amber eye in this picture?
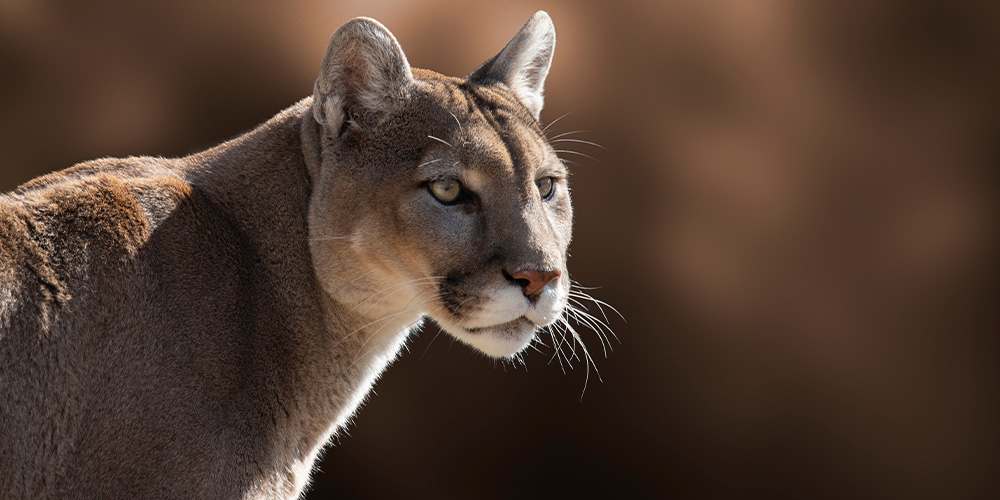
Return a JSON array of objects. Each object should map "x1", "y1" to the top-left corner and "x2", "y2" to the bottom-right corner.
[
  {"x1": 536, "y1": 177, "x2": 555, "y2": 199},
  {"x1": 429, "y1": 179, "x2": 462, "y2": 204}
]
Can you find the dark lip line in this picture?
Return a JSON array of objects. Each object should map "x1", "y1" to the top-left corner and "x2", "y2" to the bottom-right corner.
[{"x1": 465, "y1": 316, "x2": 532, "y2": 333}]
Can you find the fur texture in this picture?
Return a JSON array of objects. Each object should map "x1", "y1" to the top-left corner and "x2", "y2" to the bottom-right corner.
[{"x1": 0, "y1": 12, "x2": 569, "y2": 499}]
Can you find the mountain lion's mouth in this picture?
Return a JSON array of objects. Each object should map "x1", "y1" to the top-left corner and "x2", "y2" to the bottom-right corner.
[
  {"x1": 432, "y1": 315, "x2": 538, "y2": 358},
  {"x1": 465, "y1": 317, "x2": 535, "y2": 335}
]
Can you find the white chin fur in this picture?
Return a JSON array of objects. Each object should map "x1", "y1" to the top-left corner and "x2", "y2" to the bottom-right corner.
[
  {"x1": 445, "y1": 319, "x2": 537, "y2": 358},
  {"x1": 433, "y1": 282, "x2": 567, "y2": 359}
]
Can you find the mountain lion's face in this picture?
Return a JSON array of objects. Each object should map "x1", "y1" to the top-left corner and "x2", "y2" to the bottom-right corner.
[{"x1": 307, "y1": 15, "x2": 569, "y2": 357}]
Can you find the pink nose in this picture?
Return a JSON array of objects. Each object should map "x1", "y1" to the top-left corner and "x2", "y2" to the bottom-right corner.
[{"x1": 511, "y1": 269, "x2": 562, "y2": 298}]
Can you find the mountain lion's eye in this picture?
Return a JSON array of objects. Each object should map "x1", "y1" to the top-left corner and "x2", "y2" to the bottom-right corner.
[
  {"x1": 429, "y1": 179, "x2": 462, "y2": 204},
  {"x1": 536, "y1": 177, "x2": 555, "y2": 200}
]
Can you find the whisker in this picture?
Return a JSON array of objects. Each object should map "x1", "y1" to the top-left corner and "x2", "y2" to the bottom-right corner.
[
  {"x1": 337, "y1": 290, "x2": 436, "y2": 347},
  {"x1": 549, "y1": 138, "x2": 608, "y2": 151},
  {"x1": 444, "y1": 296, "x2": 479, "y2": 329},
  {"x1": 448, "y1": 111, "x2": 464, "y2": 134},
  {"x1": 565, "y1": 305, "x2": 612, "y2": 356},
  {"x1": 532, "y1": 336, "x2": 551, "y2": 349},
  {"x1": 330, "y1": 267, "x2": 380, "y2": 296},
  {"x1": 547, "y1": 129, "x2": 587, "y2": 141},
  {"x1": 546, "y1": 324, "x2": 569, "y2": 374},
  {"x1": 352, "y1": 278, "x2": 439, "y2": 316},
  {"x1": 514, "y1": 352, "x2": 527, "y2": 369},
  {"x1": 570, "y1": 303, "x2": 621, "y2": 346},
  {"x1": 569, "y1": 289, "x2": 625, "y2": 320},
  {"x1": 509, "y1": 277, "x2": 622, "y2": 398},
  {"x1": 427, "y1": 135, "x2": 453, "y2": 148},
  {"x1": 567, "y1": 295, "x2": 592, "y2": 312},
  {"x1": 542, "y1": 112, "x2": 573, "y2": 135},
  {"x1": 569, "y1": 289, "x2": 625, "y2": 329},
  {"x1": 561, "y1": 317, "x2": 602, "y2": 399},
  {"x1": 351, "y1": 276, "x2": 445, "y2": 316},
  {"x1": 418, "y1": 158, "x2": 442, "y2": 168},
  {"x1": 550, "y1": 319, "x2": 579, "y2": 365},
  {"x1": 568, "y1": 300, "x2": 615, "y2": 346},
  {"x1": 568, "y1": 280, "x2": 602, "y2": 291},
  {"x1": 554, "y1": 149, "x2": 599, "y2": 162},
  {"x1": 390, "y1": 293, "x2": 477, "y2": 365},
  {"x1": 418, "y1": 328, "x2": 445, "y2": 362},
  {"x1": 344, "y1": 290, "x2": 444, "y2": 368},
  {"x1": 346, "y1": 302, "x2": 454, "y2": 372},
  {"x1": 560, "y1": 324, "x2": 582, "y2": 366},
  {"x1": 526, "y1": 341, "x2": 545, "y2": 355}
]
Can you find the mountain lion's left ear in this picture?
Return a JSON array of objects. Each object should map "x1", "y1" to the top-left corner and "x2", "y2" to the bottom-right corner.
[
  {"x1": 313, "y1": 17, "x2": 413, "y2": 134},
  {"x1": 468, "y1": 11, "x2": 556, "y2": 120}
]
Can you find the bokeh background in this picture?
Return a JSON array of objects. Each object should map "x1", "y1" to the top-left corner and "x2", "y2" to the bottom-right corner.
[{"x1": 2, "y1": 1, "x2": 998, "y2": 498}]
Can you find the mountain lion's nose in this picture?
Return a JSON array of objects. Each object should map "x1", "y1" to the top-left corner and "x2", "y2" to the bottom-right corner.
[{"x1": 510, "y1": 269, "x2": 561, "y2": 298}]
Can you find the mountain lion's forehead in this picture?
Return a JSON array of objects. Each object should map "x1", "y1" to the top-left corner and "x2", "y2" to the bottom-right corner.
[
  {"x1": 410, "y1": 70, "x2": 554, "y2": 176},
  {"x1": 412, "y1": 69, "x2": 540, "y2": 131},
  {"x1": 463, "y1": 119, "x2": 553, "y2": 176}
]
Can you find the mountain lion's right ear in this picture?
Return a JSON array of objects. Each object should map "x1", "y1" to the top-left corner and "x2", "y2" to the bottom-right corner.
[
  {"x1": 312, "y1": 18, "x2": 413, "y2": 134},
  {"x1": 468, "y1": 11, "x2": 556, "y2": 120}
]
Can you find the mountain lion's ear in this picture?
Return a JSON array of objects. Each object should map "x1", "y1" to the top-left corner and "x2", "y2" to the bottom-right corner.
[
  {"x1": 312, "y1": 18, "x2": 413, "y2": 133},
  {"x1": 468, "y1": 11, "x2": 556, "y2": 120}
]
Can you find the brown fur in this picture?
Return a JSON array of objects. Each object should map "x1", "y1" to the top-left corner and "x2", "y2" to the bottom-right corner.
[{"x1": 0, "y1": 12, "x2": 568, "y2": 499}]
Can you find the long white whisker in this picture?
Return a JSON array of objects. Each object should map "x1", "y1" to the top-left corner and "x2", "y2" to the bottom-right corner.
[
  {"x1": 337, "y1": 294, "x2": 432, "y2": 348},
  {"x1": 510, "y1": 276, "x2": 621, "y2": 397},
  {"x1": 561, "y1": 317, "x2": 602, "y2": 400},
  {"x1": 565, "y1": 305, "x2": 611, "y2": 356},
  {"x1": 526, "y1": 341, "x2": 545, "y2": 355},
  {"x1": 569, "y1": 289, "x2": 625, "y2": 322},
  {"x1": 344, "y1": 289, "x2": 443, "y2": 369},
  {"x1": 568, "y1": 280, "x2": 602, "y2": 291},
  {"x1": 346, "y1": 302, "x2": 454, "y2": 372},
  {"x1": 546, "y1": 323, "x2": 569, "y2": 374},
  {"x1": 547, "y1": 129, "x2": 587, "y2": 141},
  {"x1": 329, "y1": 267, "x2": 380, "y2": 297},
  {"x1": 351, "y1": 276, "x2": 444, "y2": 316},
  {"x1": 338, "y1": 279, "x2": 443, "y2": 344},
  {"x1": 549, "y1": 138, "x2": 608, "y2": 151},
  {"x1": 418, "y1": 328, "x2": 445, "y2": 362},
  {"x1": 448, "y1": 111, "x2": 464, "y2": 134},
  {"x1": 427, "y1": 135, "x2": 453, "y2": 148},
  {"x1": 542, "y1": 112, "x2": 573, "y2": 135},
  {"x1": 356, "y1": 276, "x2": 442, "y2": 305},
  {"x1": 555, "y1": 318, "x2": 581, "y2": 364},
  {"x1": 568, "y1": 288, "x2": 624, "y2": 345},
  {"x1": 532, "y1": 336, "x2": 551, "y2": 349},
  {"x1": 554, "y1": 149, "x2": 599, "y2": 162},
  {"x1": 568, "y1": 304, "x2": 617, "y2": 349}
]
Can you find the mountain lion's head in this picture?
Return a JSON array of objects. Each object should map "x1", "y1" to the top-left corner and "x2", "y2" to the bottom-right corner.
[{"x1": 304, "y1": 12, "x2": 572, "y2": 357}]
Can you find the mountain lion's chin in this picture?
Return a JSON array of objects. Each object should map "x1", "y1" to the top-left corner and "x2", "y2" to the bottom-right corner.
[{"x1": 442, "y1": 317, "x2": 538, "y2": 359}]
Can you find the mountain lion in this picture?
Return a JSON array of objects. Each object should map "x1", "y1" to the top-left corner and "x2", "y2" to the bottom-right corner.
[{"x1": 0, "y1": 11, "x2": 596, "y2": 500}]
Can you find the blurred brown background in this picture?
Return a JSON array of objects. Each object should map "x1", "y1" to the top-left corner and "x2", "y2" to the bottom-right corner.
[{"x1": 2, "y1": 0, "x2": 999, "y2": 498}]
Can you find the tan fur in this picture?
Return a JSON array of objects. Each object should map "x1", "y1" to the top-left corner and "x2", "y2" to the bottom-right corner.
[{"x1": 0, "y1": 12, "x2": 568, "y2": 499}]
